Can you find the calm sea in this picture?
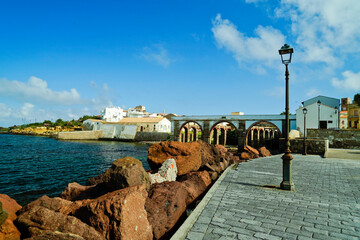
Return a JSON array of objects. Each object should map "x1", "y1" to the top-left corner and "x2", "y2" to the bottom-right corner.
[{"x1": 0, "y1": 134, "x2": 150, "y2": 205}]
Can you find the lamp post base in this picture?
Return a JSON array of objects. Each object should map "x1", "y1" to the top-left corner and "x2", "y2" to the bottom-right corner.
[
  {"x1": 280, "y1": 180, "x2": 295, "y2": 191},
  {"x1": 281, "y1": 152, "x2": 295, "y2": 191}
]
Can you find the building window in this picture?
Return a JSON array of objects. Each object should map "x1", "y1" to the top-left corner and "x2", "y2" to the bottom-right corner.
[
  {"x1": 355, "y1": 110, "x2": 359, "y2": 116},
  {"x1": 140, "y1": 126, "x2": 144, "y2": 132},
  {"x1": 328, "y1": 120, "x2": 333, "y2": 123}
]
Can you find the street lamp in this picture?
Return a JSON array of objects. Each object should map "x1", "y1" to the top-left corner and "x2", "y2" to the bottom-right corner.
[
  {"x1": 302, "y1": 108, "x2": 307, "y2": 155},
  {"x1": 279, "y1": 44, "x2": 294, "y2": 191},
  {"x1": 317, "y1": 100, "x2": 321, "y2": 129},
  {"x1": 335, "y1": 107, "x2": 338, "y2": 128}
]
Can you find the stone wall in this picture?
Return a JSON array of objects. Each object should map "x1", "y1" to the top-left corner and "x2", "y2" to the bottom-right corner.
[
  {"x1": 135, "y1": 132, "x2": 169, "y2": 142},
  {"x1": 56, "y1": 130, "x2": 103, "y2": 140},
  {"x1": 307, "y1": 129, "x2": 360, "y2": 149},
  {"x1": 280, "y1": 138, "x2": 329, "y2": 156}
]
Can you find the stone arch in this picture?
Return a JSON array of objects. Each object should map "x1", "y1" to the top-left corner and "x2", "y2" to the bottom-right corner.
[
  {"x1": 245, "y1": 121, "x2": 281, "y2": 148},
  {"x1": 209, "y1": 121, "x2": 238, "y2": 146},
  {"x1": 179, "y1": 121, "x2": 203, "y2": 142}
]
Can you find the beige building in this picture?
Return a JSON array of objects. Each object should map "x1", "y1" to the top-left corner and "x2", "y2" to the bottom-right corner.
[
  {"x1": 119, "y1": 117, "x2": 171, "y2": 133},
  {"x1": 348, "y1": 103, "x2": 360, "y2": 129}
]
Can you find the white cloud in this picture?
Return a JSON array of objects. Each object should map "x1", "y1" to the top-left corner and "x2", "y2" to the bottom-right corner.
[
  {"x1": 211, "y1": 14, "x2": 285, "y2": 68},
  {"x1": 0, "y1": 103, "x2": 11, "y2": 118},
  {"x1": 21, "y1": 103, "x2": 35, "y2": 117},
  {"x1": 140, "y1": 44, "x2": 171, "y2": 68},
  {"x1": 332, "y1": 71, "x2": 360, "y2": 91},
  {"x1": 275, "y1": 0, "x2": 360, "y2": 66},
  {"x1": 306, "y1": 88, "x2": 321, "y2": 97},
  {"x1": 0, "y1": 76, "x2": 82, "y2": 105}
]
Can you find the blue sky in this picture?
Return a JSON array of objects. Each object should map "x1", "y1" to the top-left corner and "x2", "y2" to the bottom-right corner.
[{"x1": 1, "y1": 0, "x2": 360, "y2": 127}]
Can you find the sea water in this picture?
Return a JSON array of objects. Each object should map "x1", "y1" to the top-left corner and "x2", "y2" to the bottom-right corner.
[{"x1": 0, "y1": 134, "x2": 149, "y2": 205}]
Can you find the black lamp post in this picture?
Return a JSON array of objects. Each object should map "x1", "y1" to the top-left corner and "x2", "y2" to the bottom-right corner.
[
  {"x1": 303, "y1": 108, "x2": 307, "y2": 155},
  {"x1": 279, "y1": 44, "x2": 295, "y2": 191},
  {"x1": 335, "y1": 107, "x2": 338, "y2": 128},
  {"x1": 317, "y1": 100, "x2": 321, "y2": 129}
]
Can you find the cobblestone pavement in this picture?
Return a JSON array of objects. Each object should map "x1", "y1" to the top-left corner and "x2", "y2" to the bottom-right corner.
[{"x1": 179, "y1": 155, "x2": 360, "y2": 240}]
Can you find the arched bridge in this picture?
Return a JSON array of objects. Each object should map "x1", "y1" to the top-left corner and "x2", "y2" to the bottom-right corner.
[{"x1": 171, "y1": 114, "x2": 296, "y2": 150}]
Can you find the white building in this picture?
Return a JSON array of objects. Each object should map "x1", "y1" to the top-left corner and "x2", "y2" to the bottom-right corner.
[
  {"x1": 296, "y1": 101, "x2": 339, "y2": 135},
  {"x1": 101, "y1": 107, "x2": 126, "y2": 122},
  {"x1": 126, "y1": 105, "x2": 149, "y2": 118},
  {"x1": 82, "y1": 117, "x2": 171, "y2": 140},
  {"x1": 83, "y1": 119, "x2": 104, "y2": 131}
]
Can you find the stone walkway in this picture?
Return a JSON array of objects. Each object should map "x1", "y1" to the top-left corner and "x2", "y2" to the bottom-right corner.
[
  {"x1": 325, "y1": 148, "x2": 360, "y2": 160},
  {"x1": 172, "y1": 155, "x2": 360, "y2": 240}
]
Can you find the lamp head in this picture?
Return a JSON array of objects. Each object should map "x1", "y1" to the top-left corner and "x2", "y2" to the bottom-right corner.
[
  {"x1": 279, "y1": 44, "x2": 293, "y2": 64},
  {"x1": 303, "y1": 108, "x2": 308, "y2": 115}
]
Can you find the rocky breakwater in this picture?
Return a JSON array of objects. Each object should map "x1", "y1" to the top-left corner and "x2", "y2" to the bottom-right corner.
[
  {"x1": 2, "y1": 140, "x2": 271, "y2": 239},
  {"x1": 10, "y1": 126, "x2": 76, "y2": 137}
]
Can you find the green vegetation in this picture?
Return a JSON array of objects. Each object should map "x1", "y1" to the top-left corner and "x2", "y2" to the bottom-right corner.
[
  {"x1": 8, "y1": 115, "x2": 100, "y2": 131},
  {"x1": 354, "y1": 93, "x2": 360, "y2": 106},
  {"x1": 280, "y1": 111, "x2": 294, "y2": 115}
]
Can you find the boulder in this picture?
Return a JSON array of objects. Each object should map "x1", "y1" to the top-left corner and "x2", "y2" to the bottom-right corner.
[
  {"x1": 0, "y1": 202, "x2": 7, "y2": 226},
  {"x1": 0, "y1": 194, "x2": 21, "y2": 240},
  {"x1": 240, "y1": 152, "x2": 251, "y2": 160},
  {"x1": 18, "y1": 196, "x2": 79, "y2": 216},
  {"x1": 90, "y1": 157, "x2": 151, "y2": 191},
  {"x1": 73, "y1": 185, "x2": 152, "y2": 240},
  {"x1": 209, "y1": 171, "x2": 218, "y2": 182},
  {"x1": 145, "y1": 181, "x2": 188, "y2": 240},
  {"x1": 215, "y1": 144, "x2": 228, "y2": 158},
  {"x1": 0, "y1": 194, "x2": 21, "y2": 221},
  {"x1": 25, "y1": 232, "x2": 85, "y2": 240},
  {"x1": 229, "y1": 155, "x2": 240, "y2": 164},
  {"x1": 149, "y1": 158, "x2": 178, "y2": 184},
  {"x1": 289, "y1": 130, "x2": 300, "y2": 139},
  {"x1": 147, "y1": 141, "x2": 202, "y2": 175},
  {"x1": 15, "y1": 206, "x2": 104, "y2": 240},
  {"x1": 179, "y1": 171, "x2": 212, "y2": 205},
  {"x1": 244, "y1": 145, "x2": 259, "y2": 156},
  {"x1": 258, "y1": 146, "x2": 272, "y2": 157},
  {"x1": 197, "y1": 141, "x2": 221, "y2": 166},
  {"x1": 60, "y1": 182, "x2": 107, "y2": 201}
]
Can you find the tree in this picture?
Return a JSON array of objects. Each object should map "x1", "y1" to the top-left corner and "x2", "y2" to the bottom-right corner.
[{"x1": 354, "y1": 93, "x2": 360, "y2": 106}]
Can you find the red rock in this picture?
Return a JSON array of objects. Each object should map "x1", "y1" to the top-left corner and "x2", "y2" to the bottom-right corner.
[
  {"x1": 18, "y1": 195, "x2": 79, "y2": 216},
  {"x1": 89, "y1": 157, "x2": 151, "y2": 192},
  {"x1": 145, "y1": 181, "x2": 188, "y2": 240},
  {"x1": 74, "y1": 185, "x2": 152, "y2": 240},
  {"x1": 223, "y1": 159, "x2": 229, "y2": 169},
  {"x1": 25, "y1": 232, "x2": 85, "y2": 240},
  {"x1": 60, "y1": 182, "x2": 106, "y2": 201},
  {"x1": 198, "y1": 140, "x2": 221, "y2": 166},
  {"x1": 179, "y1": 171, "x2": 212, "y2": 205},
  {"x1": 147, "y1": 141, "x2": 202, "y2": 175},
  {"x1": 0, "y1": 194, "x2": 21, "y2": 240},
  {"x1": 0, "y1": 194, "x2": 21, "y2": 221},
  {"x1": 258, "y1": 146, "x2": 272, "y2": 157},
  {"x1": 215, "y1": 144, "x2": 228, "y2": 158},
  {"x1": 15, "y1": 206, "x2": 104, "y2": 240},
  {"x1": 209, "y1": 171, "x2": 218, "y2": 182},
  {"x1": 229, "y1": 155, "x2": 240, "y2": 164},
  {"x1": 244, "y1": 145, "x2": 259, "y2": 155},
  {"x1": 219, "y1": 162, "x2": 225, "y2": 172},
  {"x1": 240, "y1": 152, "x2": 251, "y2": 160}
]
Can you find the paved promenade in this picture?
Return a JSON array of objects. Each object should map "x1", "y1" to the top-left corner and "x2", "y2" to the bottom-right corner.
[{"x1": 172, "y1": 154, "x2": 360, "y2": 240}]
